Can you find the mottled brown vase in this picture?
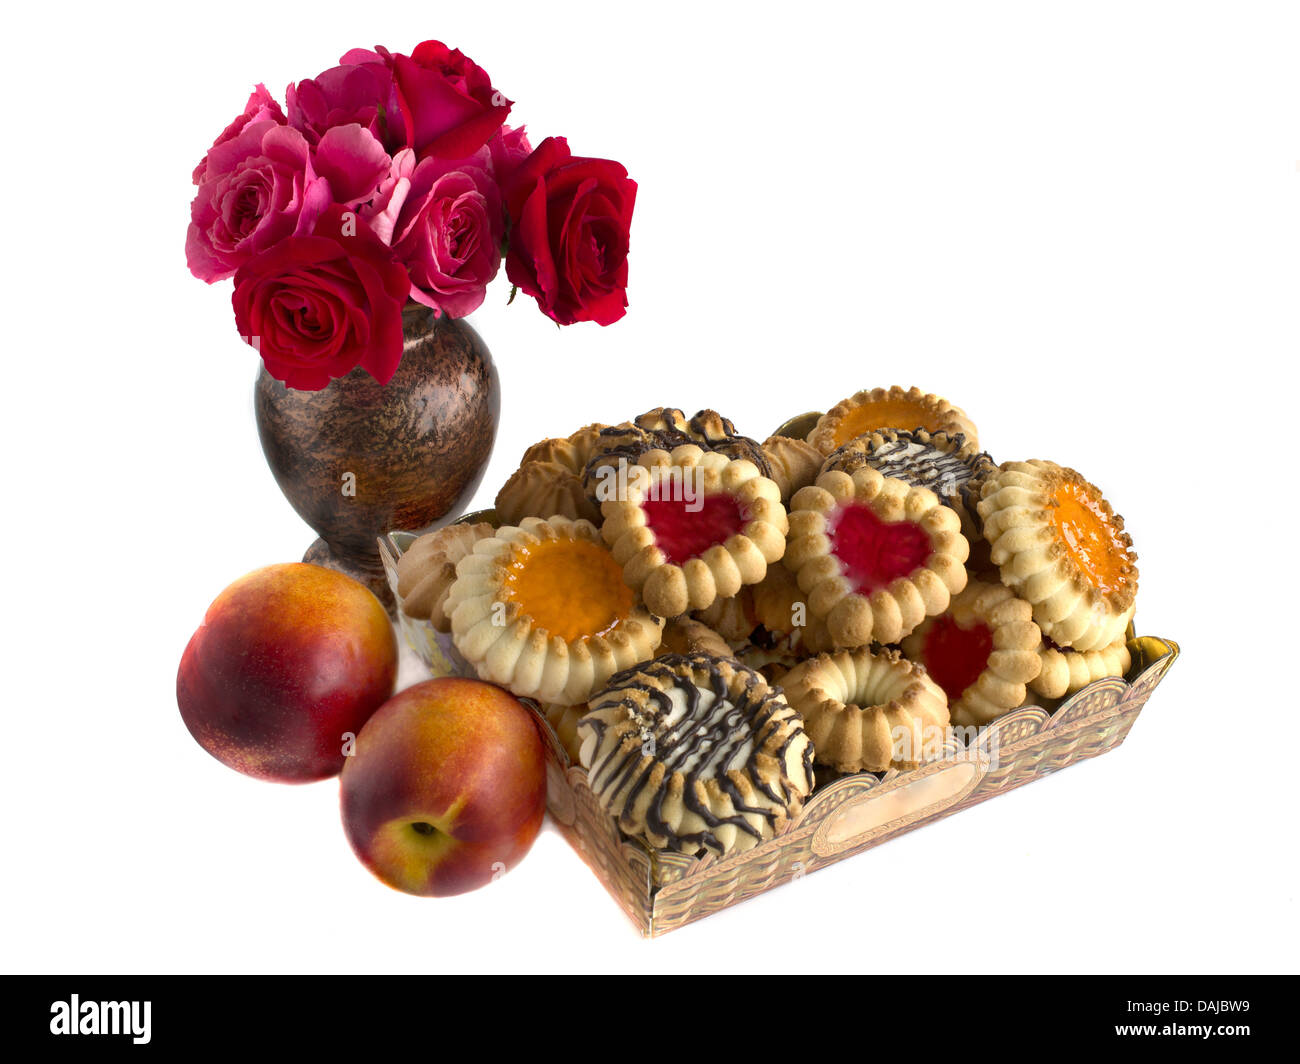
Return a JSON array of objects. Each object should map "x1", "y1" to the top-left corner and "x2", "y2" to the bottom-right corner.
[{"x1": 255, "y1": 303, "x2": 499, "y2": 612}]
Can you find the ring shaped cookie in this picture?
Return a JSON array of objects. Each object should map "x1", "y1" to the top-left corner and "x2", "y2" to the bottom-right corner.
[{"x1": 781, "y1": 648, "x2": 950, "y2": 773}]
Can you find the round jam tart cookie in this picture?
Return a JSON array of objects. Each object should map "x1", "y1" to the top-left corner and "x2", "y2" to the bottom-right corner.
[
  {"x1": 1030, "y1": 638, "x2": 1132, "y2": 700},
  {"x1": 761, "y1": 435, "x2": 825, "y2": 504},
  {"x1": 657, "y1": 616, "x2": 735, "y2": 660},
  {"x1": 495, "y1": 460, "x2": 602, "y2": 526},
  {"x1": 578, "y1": 654, "x2": 814, "y2": 857},
  {"x1": 900, "y1": 579, "x2": 1042, "y2": 727},
  {"x1": 977, "y1": 460, "x2": 1138, "y2": 652},
  {"x1": 784, "y1": 469, "x2": 970, "y2": 648},
  {"x1": 820, "y1": 428, "x2": 995, "y2": 536},
  {"x1": 395, "y1": 522, "x2": 496, "y2": 629},
  {"x1": 446, "y1": 516, "x2": 664, "y2": 705},
  {"x1": 600, "y1": 445, "x2": 789, "y2": 619},
  {"x1": 807, "y1": 386, "x2": 979, "y2": 456},
  {"x1": 781, "y1": 648, "x2": 950, "y2": 773}
]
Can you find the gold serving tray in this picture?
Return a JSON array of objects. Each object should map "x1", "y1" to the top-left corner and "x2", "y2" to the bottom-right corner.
[{"x1": 377, "y1": 418, "x2": 1178, "y2": 936}]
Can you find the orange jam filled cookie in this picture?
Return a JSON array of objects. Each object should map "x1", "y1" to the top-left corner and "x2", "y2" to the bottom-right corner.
[
  {"x1": 807, "y1": 386, "x2": 978, "y2": 456},
  {"x1": 601, "y1": 445, "x2": 788, "y2": 618},
  {"x1": 784, "y1": 469, "x2": 969, "y2": 647},
  {"x1": 447, "y1": 516, "x2": 663, "y2": 705},
  {"x1": 781, "y1": 647, "x2": 950, "y2": 773},
  {"x1": 977, "y1": 460, "x2": 1137, "y2": 652},
  {"x1": 901, "y1": 579, "x2": 1042, "y2": 726}
]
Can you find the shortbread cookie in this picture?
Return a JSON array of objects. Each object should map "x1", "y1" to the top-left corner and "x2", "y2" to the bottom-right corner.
[
  {"x1": 692, "y1": 588, "x2": 759, "y2": 644},
  {"x1": 578, "y1": 654, "x2": 814, "y2": 856},
  {"x1": 518, "y1": 423, "x2": 607, "y2": 473},
  {"x1": 978, "y1": 460, "x2": 1138, "y2": 652},
  {"x1": 761, "y1": 435, "x2": 825, "y2": 504},
  {"x1": 820, "y1": 428, "x2": 995, "y2": 537},
  {"x1": 781, "y1": 648, "x2": 950, "y2": 773},
  {"x1": 395, "y1": 521, "x2": 497, "y2": 629},
  {"x1": 784, "y1": 469, "x2": 970, "y2": 647},
  {"x1": 808, "y1": 386, "x2": 979, "y2": 456},
  {"x1": 495, "y1": 460, "x2": 602, "y2": 525},
  {"x1": 657, "y1": 616, "x2": 734, "y2": 659},
  {"x1": 540, "y1": 701, "x2": 587, "y2": 764},
  {"x1": 447, "y1": 516, "x2": 664, "y2": 705},
  {"x1": 900, "y1": 579, "x2": 1042, "y2": 726},
  {"x1": 601, "y1": 445, "x2": 788, "y2": 618},
  {"x1": 1030, "y1": 638, "x2": 1132, "y2": 699},
  {"x1": 496, "y1": 424, "x2": 608, "y2": 525}
]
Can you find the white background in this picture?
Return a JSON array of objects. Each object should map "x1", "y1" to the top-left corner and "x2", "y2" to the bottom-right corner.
[{"x1": 2, "y1": 0, "x2": 1296, "y2": 973}]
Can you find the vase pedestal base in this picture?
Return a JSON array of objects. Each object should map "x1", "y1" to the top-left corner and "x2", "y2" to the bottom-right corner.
[{"x1": 303, "y1": 538, "x2": 396, "y2": 616}]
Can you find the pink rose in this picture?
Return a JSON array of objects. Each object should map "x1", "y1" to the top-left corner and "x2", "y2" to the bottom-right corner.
[
  {"x1": 192, "y1": 84, "x2": 286, "y2": 185},
  {"x1": 312, "y1": 124, "x2": 392, "y2": 208},
  {"x1": 287, "y1": 50, "x2": 404, "y2": 152},
  {"x1": 487, "y1": 124, "x2": 533, "y2": 185},
  {"x1": 232, "y1": 205, "x2": 411, "y2": 390},
  {"x1": 390, "y1": 40, "x2": 511, "y2": 160},
  {"x1": 186, "y1": 123, "x2": 331, "y2": 284},
  {"x1": 364, "y1": 148, "x2": 504, "y2": 318}
]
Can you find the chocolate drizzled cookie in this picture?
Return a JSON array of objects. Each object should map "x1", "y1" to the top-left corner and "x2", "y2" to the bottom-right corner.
[
  {"x1": 581, "y1": 407, "x2": 771, "y2": 506},
  {"x1": 578, "y1": 654, "x2": 813, "y2": 856}
]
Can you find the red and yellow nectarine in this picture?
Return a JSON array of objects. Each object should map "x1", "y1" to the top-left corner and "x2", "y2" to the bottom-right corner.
[{"x1": 177, "y1": 563, "x2": 398, "y2": 783}]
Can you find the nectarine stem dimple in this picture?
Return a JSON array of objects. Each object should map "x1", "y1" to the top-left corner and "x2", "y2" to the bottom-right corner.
[{"x1": 410, "y1": 822, "x2": 437, "y2": 836}]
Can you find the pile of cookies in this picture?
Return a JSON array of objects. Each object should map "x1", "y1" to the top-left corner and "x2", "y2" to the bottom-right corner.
[{"x1": 394, "y1": 387, "x2": 1140, "y2": 860}]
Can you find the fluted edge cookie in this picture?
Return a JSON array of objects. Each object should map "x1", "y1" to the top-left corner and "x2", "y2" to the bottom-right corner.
[
  {"x1": 578, "y1": 654, "x2": 814, "y2": 856},
  {"x1": 977, "y1": 460, "x2": 1138, "y2": 652},
  {"x1": 784, "y1": 468, "x2": 970, "y2": 647},
  {"x1": 1030, "y1": 638, "x2": 1132, "y2": 699},
  {"x1": 396, "y1": 521, "x2": 497, "y2": 629},
  {"x1": 600, "y1": 445, "x2": 789, "y2": 618},
  {"x1": 808, "y1": 386, "x2": 979, "y2": 456},
  {"x1": 900, "y1": 579, "x2": 1042, "y2": 727},
  {"x1": 447, "y1": 516, "x2": 664, "y2": 705},
  {"x1": 761, "y1": 435, "x2": 825, "y2": 504},
  {"x1": 781, "y1": 647, "x2": 950, "y2": 773}
]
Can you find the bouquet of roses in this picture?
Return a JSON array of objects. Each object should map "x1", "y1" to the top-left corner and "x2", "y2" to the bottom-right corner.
[{"x1": 187, "y1": 41, "x2": 636, "y2": 391}]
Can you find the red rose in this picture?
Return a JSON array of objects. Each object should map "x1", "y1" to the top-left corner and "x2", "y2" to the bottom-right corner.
[
  {"x1": 232, "y1": 205, "x2": 411, "y2": 390},
  {"x1": 391, "y1": 40, "x2": 511, "y2": 161},
  {"x1": 503, "y1": 137, "x2": 636, "y2": 326}
]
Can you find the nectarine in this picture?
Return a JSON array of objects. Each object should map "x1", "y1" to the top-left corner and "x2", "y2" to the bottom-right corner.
[
  {"x1": 177, "y1": 563, "x2": 398, "y2": 783},
  {"x1": 340, "y1": 678, "x2": 548, "y2": 896}
]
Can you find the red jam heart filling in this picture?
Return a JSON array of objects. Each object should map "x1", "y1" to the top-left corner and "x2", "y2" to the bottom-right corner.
[
  {"x1": 922, "y1": 615, "x2": 993, "y2": 702},
  {"x1": 642, "y1": 493, "x2": 745, "y2": 565},
  {"x1": 828, "y1": 502, "x2": 932, "y2": 594}
]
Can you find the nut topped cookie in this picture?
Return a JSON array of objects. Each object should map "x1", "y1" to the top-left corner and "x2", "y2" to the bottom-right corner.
[{"x1": 578, "y1": 654, "x2": 814, "y2": 857}]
